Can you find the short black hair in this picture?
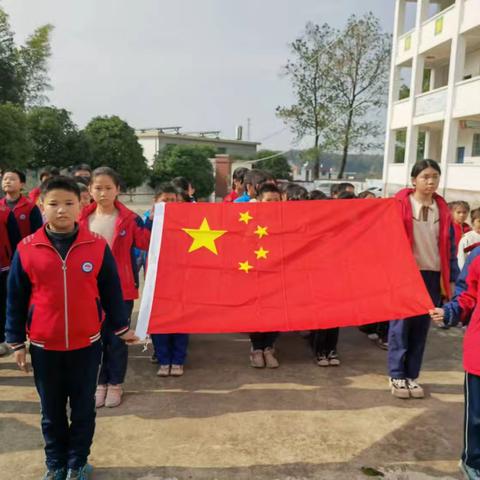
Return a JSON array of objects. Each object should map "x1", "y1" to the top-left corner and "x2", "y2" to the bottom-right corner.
[
  {"x1": 285, "y1": 183, "x2": 309, "y2": 201},
  {"x1": 91, "y1": 166, "x2": 122, "y2": 188},
  {"x1": 337, "y1": 191, "x2": 356, "y2": 199},
  {"x1": 39, "y1": 166, "x2": 60, "y2": 181},
  {"x1": 358, "y1": 190, "x2": 376, "y2": 199},
  {"x1": 257, "y1": 183, "x2": 281, "y2": 199},
  {"x1": 232, "y1": 167, "x2": 249, "y2": 183},
  {"x1": 411, "y1": 159, "x2": 441, "y2": 178},
  {"x1": 471, "y1": 208, "x2": 480, "y2": 223},
  {"x1": 154, "y1": 182, "x2": 177, "y2": 198},
  {"x1": 244, "y1": 169, "x2": 274, "y2": 196},
  {"x1": 72, "y1": 164, "x2": 92, "y2": 175},
  {"x1": 77, "y1": 182, "x2": 89, "y2": 193},
  {"x1": 171, "y1": 176, "x2": 190, "y2": 192},
  {"x1": 309, "y1": 190, "x2": 328, "y2": 200},
  {"x1": 448, "y1": 200, "x2": 470, "y2": 212},
  {"x1": 41, "y1": 176, "x2": 81, "y2": 200},
  {"x1": 3, "y1": 168, "x2": 26, "y2": 183}
]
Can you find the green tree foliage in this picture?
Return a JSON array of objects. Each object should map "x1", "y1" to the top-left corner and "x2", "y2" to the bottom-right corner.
[
  {"x1": 278, "y1": 13, "x2": 391, "y2": 179},
  {"x1": 255, "y1": 150, "x2": 292, "y2": 180},
  {"x1": 151, "y1": 145, "x2": 215, "y2": 198},
  {"x1": 0, "y1": 7, "x2": 53, "y2": 107},
  {"x1": 0, "y1": 103, "x2": 31, "y2": 171},
  {"x1": 27, "y1": 106, "x2": 90, "y2": 170},
  {"x1": 84, "y1": 116, "x2": 148, "y2": 189}
]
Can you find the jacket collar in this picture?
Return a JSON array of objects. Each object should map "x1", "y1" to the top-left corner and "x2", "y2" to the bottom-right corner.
[
  {"x1": 80, "y1": 199, "x2": 133, "y2": 225},
  {"x1": 31, "y1": 224, "x2": 95, "y2": 246}
]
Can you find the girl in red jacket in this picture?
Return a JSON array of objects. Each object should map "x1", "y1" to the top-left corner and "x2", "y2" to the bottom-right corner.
[
  {"x1": 79, "y1": 167, "x2": 151, "y2": 408},
  {"x1": 388, "y1": 159, "x2": 458, "y2": 399}
]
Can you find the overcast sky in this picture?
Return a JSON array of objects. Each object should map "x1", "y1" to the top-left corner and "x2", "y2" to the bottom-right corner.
[{"x1": 3, "y1": 0, "x2": 394, "y2": 151}]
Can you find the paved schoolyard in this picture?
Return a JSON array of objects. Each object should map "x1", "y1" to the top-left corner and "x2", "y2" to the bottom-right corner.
[{"x1": 0, "y1": 310, "x2": 466, "y2": 479}]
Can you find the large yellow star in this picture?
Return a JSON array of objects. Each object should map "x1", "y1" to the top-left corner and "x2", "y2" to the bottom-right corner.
[
  {"x1": 182, "y1": 218, "x2": 227, "y2": 255},
  {"x1": 239, "y1": 261, "x2": 254, "y2": 273},
  {"x1": 254, "y1": 247, "x2": 269, "y2": 259},
  {"x1": 239, "y1": 211, "x2": 253, "y2": 224},
  {"x1": 254, "y1": 225, "x2": 268, "y2": 239}
]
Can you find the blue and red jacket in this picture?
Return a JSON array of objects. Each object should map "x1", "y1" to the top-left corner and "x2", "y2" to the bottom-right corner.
[
  {"x1": 79, "y1": 200, "x2": 152, "y2": 300},
  {"x1": 5, "y1": 225, "x2": 129, "y2": 351},
  {"x1": 443, "y1": 248, "x2": 480, "y2": 376},
  {"x1": 395, "y1": 188, "x2": 459, "y2": 298},
  {"x1": 0, "y1": 195, "x2": 43, "y2": 239},
  {"x1": 0, "y1": 205, "x2": 21, "y2": 273}
]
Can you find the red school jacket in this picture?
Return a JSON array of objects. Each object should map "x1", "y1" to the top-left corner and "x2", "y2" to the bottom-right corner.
[
  {"x1": 0, "y1": 205, "x2": 21, "y2": 272},
  {"x1": 79, "y1": 200, "x2": 151, "y2": 300},
  {"x1": 6, "y1": 225, "x2": 129, "y2": 351},
  {"x1": 0, "y1": 195, "x2": 43, "y2": 239},
  {"x1": 395, "y1": 188, "x2": 458, "y2": 298}
]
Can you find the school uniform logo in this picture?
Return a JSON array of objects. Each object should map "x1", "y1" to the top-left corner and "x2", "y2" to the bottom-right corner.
[
  {"x1": 82, "y1": 262, "x2": 94, "y2": 273},
  {"x1": 19, "y1": 214, "x2": 26, "y2": 220},
  {"x1": 119, "y1": 229, "x2": 127, "y2": 237}
]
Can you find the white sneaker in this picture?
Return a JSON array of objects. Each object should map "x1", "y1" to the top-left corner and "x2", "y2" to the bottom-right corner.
[
  {"x1": 407, "y1": 378, "x2": 425, "y2": 399},
  {"x1": 367, "y1": 333, "x2": 379, "y2": 341},
  {"x1": 0, "y1": 343, "x2": 10, "y2": 356},
  {"x1": 389, "y1": 378, "x2": 410, "y2": 399}
]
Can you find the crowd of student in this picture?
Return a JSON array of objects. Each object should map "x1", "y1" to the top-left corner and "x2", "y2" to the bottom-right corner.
[{"x1": 1, "y1": 158, "x2": 480, "y2": 479}]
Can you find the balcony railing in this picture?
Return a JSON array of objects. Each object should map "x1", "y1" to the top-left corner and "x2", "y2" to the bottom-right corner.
[{"x1": 414, "y1": 87, "x2": 448, "y2": 118}]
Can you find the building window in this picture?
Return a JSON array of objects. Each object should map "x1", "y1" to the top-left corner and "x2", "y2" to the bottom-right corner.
[
  {"x1": 473, "y1": 134, "x2": 480, "y2": 157},
  {"x1": 394, "y1": 130, "x2": 407, "y2": 163}
]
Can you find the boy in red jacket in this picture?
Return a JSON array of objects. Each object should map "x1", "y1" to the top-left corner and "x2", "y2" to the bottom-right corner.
[
  {"x1": 6, "y1": 176, "x2": 137, "y2": 480},
  {"x1": 430, "y1": 259, "x2": 480, "y2": 479},
  {"x1": 1, "y1": 168, "x2": 43, "y2": 238}
]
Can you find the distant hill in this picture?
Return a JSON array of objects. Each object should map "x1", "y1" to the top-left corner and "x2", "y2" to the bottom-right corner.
[{"x1": 286, "y1": 150, "x2": 383, "y2": 178}]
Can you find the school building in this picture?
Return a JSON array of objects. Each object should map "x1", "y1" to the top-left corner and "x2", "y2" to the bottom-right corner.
[{"x1": 383, "y1": 0, "x2": 480, "y2": 203}]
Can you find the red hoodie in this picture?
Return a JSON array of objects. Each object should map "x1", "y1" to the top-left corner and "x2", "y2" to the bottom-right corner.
[
  {"x1": 0, "y1": 195, "x2": 43, "y2": 239},
  {"x1": 395, "y1": 188, "x2": 458, "y2": 298},
  {"x1": 79, "y1": 201, "x2": 151, "y2": 300}
]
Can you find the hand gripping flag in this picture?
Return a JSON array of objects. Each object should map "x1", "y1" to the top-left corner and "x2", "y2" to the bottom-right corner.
[{"x1": 136, "y1": 199, "x2": 433, "y2": 338}]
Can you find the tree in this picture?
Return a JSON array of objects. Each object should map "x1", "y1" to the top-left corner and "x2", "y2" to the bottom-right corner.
[
  {"x1": 26, "y1": 106, "x2": 90, "y2": 170},
  {"x1": 0, "y1": 103, "x2": 31, "y2": 171},
  {"x1": 84, "y1": 116, "x2": 148, "y2": 189},
  {"x1": 0, "y1": 7, "x2": 53, "y2": 107},
  {"x1": 151, "y1": 145, "x2": 215, "y2": 198},
  {"x1": 278, "y1": 14, "x2": 391, "y2": 179},
  {"x1": 276, "y1": 23, "x2": 337, "y2": 178},
  {"x1": 255, "y1": 150, "x2": 292, "y2": 180},
  {"x1": 325, "y1": 13, "x2": 391, "y2": 178}
]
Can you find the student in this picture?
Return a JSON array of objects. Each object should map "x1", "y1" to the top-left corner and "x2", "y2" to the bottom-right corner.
[
  {"x1": 224, "y1": 167, "x2": 249, "y2": 203},
  {"x1": 79, "y1": 167, "x2": 151, "y2": 408},
  {"x1": 29, "y1": 166, "x2": 60, "y2": 204},
  {"x1": 330, "y1": 182, "x2": 355, "y2": 199},
  {"x1": 171, "y1": 176, "x2": 196, "y2": 202},
  {"x1": 248, "y1": 183, "x2": 281, "y2": 368},
  {"x1": 6, "y1": 176, "x2": 137, "y2": 480},
  {"x1": 430, "y1": 262, "x2": 480, "y2": 479},
  {"x1": 388, "y1": 159, "x2": 458, "y2": 399},
  {"x1": 1, "y1": 169, "x2": 43, "y2": 238},
  {"x1": 309, "y1": 190, "x2": 328, "y2": 200},
  {"x1": 77, "y1": 183, "x2": 92, "y2": 210},
  {"x1": 358, "y1": 190, "x2": 376, "y2": 199},
  {"x1": 283, "y1": 183, "x2": 309, "y2": 201},
  {"x1": 458, "y1": 208, "x2": 480, "y2": 270},
  {"x1": 449, "y1": 200, "x2": 471, "y2": 250},
  {"x1": 234, "y1": 170, "x2": 271, "y2": 203},
  {"x1": 72, "y1": 164, "x2": 92, "y2": 184},
  {"x1": 0, "y1": 205, "x2": 20, "y2": 356}
]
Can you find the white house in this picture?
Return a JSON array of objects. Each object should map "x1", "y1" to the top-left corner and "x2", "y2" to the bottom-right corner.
[{"x1": 383, "y1": 0, "x2": 480, "y2": 203}]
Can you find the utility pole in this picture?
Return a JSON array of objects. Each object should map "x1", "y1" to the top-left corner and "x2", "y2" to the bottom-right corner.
[{"x1": 247, "y1": 118, "x2": 251, "y2": 141}]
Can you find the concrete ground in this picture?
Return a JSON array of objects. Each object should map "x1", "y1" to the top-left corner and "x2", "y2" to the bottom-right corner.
[{"x1": 0, "y1": 310, "x2": 467, "y2": 480}]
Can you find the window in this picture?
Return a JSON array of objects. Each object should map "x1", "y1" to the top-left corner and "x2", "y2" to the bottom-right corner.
[{"x1": 473, "y1": 134, "x2": 480, "y2": 157}]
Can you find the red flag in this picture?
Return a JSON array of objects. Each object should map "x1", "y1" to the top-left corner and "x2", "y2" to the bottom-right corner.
[{"x1": 136, "y1": 199, "x2": 433, "y2": 337}]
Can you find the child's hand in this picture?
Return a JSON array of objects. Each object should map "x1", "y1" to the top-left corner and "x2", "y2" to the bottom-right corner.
[
  {"x1": 119, "y1": 329, "x2": 140, "y2": 344},
  {"x1": 14, "y1": 349, "x2": 30, "y2": 373},
  {"x1": 429, "y1": 308, "x2": 445, "y2": 326}
]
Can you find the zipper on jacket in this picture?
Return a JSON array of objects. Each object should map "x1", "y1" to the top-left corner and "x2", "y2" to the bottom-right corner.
[{"x1": 34, "y1": 238, "x2": 94, "y2": 350}]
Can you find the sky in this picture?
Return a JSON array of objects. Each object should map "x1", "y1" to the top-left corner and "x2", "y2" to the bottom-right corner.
[{"x1": 3, "y1": 0, "x2": 395, "y2": 151}]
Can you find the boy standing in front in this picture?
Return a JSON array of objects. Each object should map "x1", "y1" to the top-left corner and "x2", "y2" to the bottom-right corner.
[{"x1": 6, "y1": 176, "x2": 137, "y2": 480}]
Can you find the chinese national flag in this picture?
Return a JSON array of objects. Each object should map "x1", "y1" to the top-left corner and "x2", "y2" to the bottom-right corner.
[{"x1": 136, "y1": 199, "x2": 433, "y2": 337}]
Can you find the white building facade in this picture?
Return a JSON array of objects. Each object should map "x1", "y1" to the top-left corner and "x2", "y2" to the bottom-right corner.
[{"x1": 383, "y1": 0, "x2": 480, "y2": 203}]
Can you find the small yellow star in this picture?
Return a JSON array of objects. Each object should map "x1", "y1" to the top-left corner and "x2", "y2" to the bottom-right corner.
[
  {"x1": 239, "y1": 211, "x2": 253, "y2": 224},
  {"x1": 182, "y1": 218, "x2": 227, "y2": 255},
  {"x1": 254, "y1": 225, "x2": 268, "y2": 239},
  {"x1": 239, "y1": 261, "x2": 254, "y2": 273},
  {"x1": 254, "y1": 247, "x2": 269, "y2": 259}
]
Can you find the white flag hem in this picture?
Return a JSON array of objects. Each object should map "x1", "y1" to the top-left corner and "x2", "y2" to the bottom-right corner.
[{"x1": 135, "y1": 202, "x2": 165, "y2": 340}]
